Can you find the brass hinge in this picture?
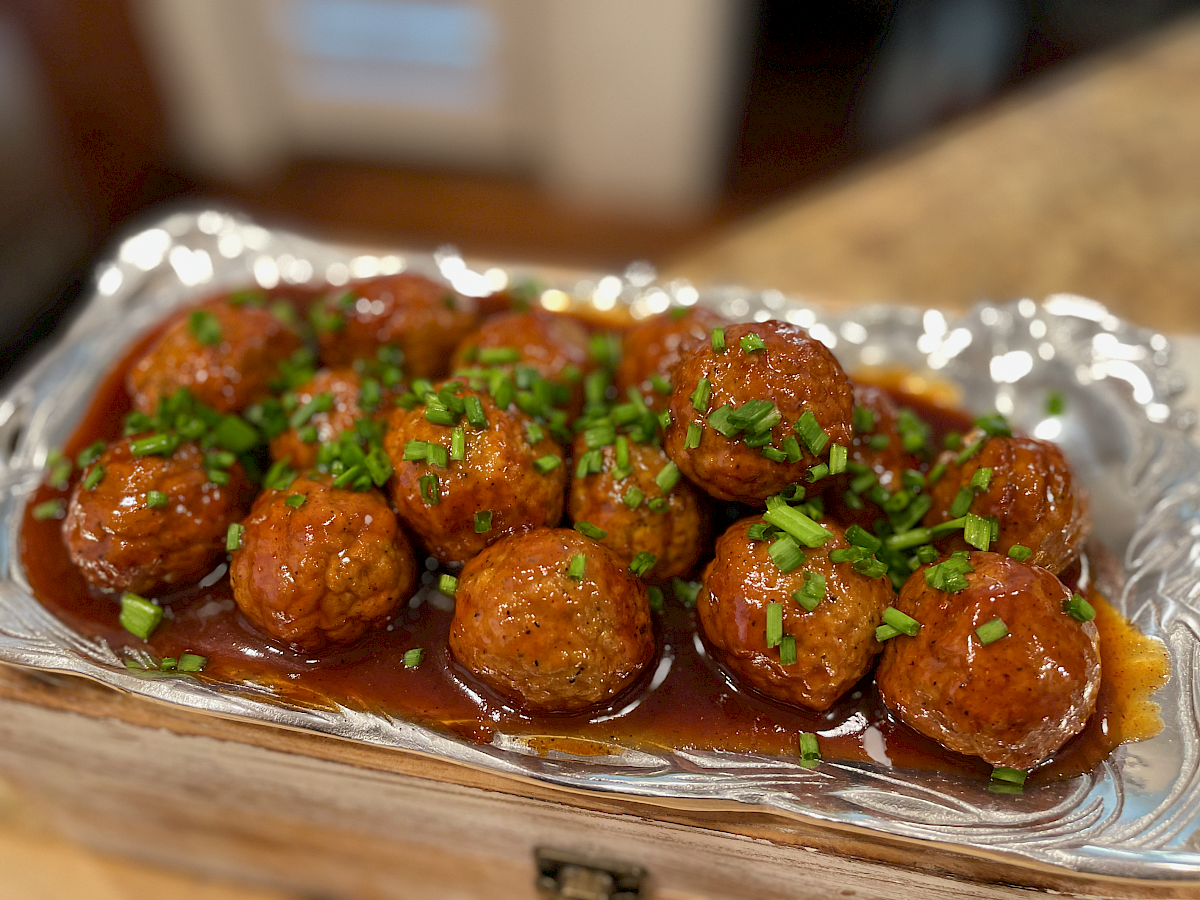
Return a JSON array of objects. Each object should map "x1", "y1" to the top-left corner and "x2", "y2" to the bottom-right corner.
[{"x1": 535, "y1": 847, "x2": 646, "y2": 900}]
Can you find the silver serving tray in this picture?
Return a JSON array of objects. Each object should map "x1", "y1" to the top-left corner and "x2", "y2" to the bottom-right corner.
[{"x1": 2, "y1": 208, "x2": 1199, "y2": 880}]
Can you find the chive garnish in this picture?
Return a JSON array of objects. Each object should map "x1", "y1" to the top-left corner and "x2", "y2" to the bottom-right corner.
[
  {"x1": 975, "y1": 413, "x2": 1012, "y2": 437},
  {"x1": 793, "y1": 571, "x2": 826, "y2": 611},
  {"x1": 882, "y1": 607, "x2": 921, "y2": 636},
  {"x1": 925, "y1": 553, "x2": 974, "y2": 592},
  {"x1": 766, "y1": 601, "x2": 784, "y2": 647},
  {"x1": 437, "y1": 574, "x2": 458, "y2": 595},
  {"x1": 830, "y1": 546, "x2": 869, "y2": 564},
  {"x1": 623, "y1": 486, "x2": 644, "y2": 509},
  {"x1": 706, "y1": 404, "x2": 739, "y2": 437},
  {"x1": 690, "y1": 377, "x2": 711, "y2": 413},
  {"x1": 332, "y1": 465, "x2": 364, "y2": 489},
  {"x1": 119, "y1": 591, "x2": 162, "y2": 641},
  {"x1": 746, "y1": 522, "x2": 777, "y2": 541},
  {"x1": 630, "y1": 552, "x2": 657, "y2": 578},
  {"x1": 205, "y1": 468, "x2": 229, "y2": 486},
  {"x1": 32, "y1": 499, "x2": 65, "y2": 521},
  {"x1": 779, "y1": 634, "x2": 797, "y2": 666},
  {"x1": 461, "y1": 395, "x2": 486, "y2": 429},
  {"x1": 828, "y1": 443, "x2": 847, "y2": 475},
  {"x1": 77, "y1": 440, "x2": 106, "y2": 469},
  {"x1": 915, "y1": 543, "x2": 940, "y2": 564},
  {"x1": 474, "y1": 510, "x2": 493, "y2": 533},
  {"x1": 1008, "y1": 544, "x2": 1033, "y2": 562},
  {"x1": 948, "y1": 486, "x2": 975, "y2": 518},
  {"x1": 263, "y1": 458, "x2": 296, "y2": 491},
  {"x1": 533, "y1": 454, "x2": 561, "y2": 474},
  {"x1": 740, "y1": 333, "x2": 766, "y2": 353},
  {"x1": 177, "y1": 653, "x2": 206, "y2": 673},
  {"x1": 1046, "y1": 390, "x2": 1066, "y2": 415},
  {"x1": 672, "y1": 578, "x2": 701, "y2": 607},
  {"x1": 683, "y1": 422, "x2": 702, "y2": 450},
  {"x1": 403, "y1": 648, "x2": 425, "y2": 668},
  {"x1": 762, "y1": 502, "x2": 833, "y2": 548},
  {"x1": 768, "y1": 534, "x2": 807, "y2": 573},
  {"x1": 989, "y1": 766, "x2": 1027, "y2": 793},
  {"x1": 647, "y1": 497, "x2": 668, "y2": 513},
  {"x1": 799, "y1": 732, "x2": 821, "y2": 768},
  {"x1": 1064, "y1": 593, "x2": 1096, "y2": 622},
  {"x1": 963, "y1": 512, "x2": 992, "y2": 550},
  {"x1": 477, "y1": 346, "x2": 521, "y2": 365},
  {"x1": 284, "y1": 493, "x2": 305, "y2": 508},
  {"x1": 844, "y1": 525, "x2": 882, "y2": 553},
  {"x1": 852, "y1": 405, "x2": 876, "y2": 434},
  {"x1": 975, "y1": 617, "x2": 1009, "y2": 645},
  {"x1": 654, "y1": 462, "x2": 681, "y2": 493},
  {"x1": 403, "y1": 439, "x2": 430, "y2": 461},
  {"x1": 956, "y1": 435, "x2": 987, "y2": 465},
  {"x1": 711, "y1": 328, "x2": 725, "y2": 353},
  {"x1": 129, "y1": 433, "x2": 177, "y2": 457},
  {"x1": 82, "y1": 465, "x2": 105, "y2": 491},
  {"x1": 288, "y1": 392, "x2": 334, "y2": 430},
  {"x1": 524, "y1": 421, "x2": 544, "y2": 446},
  {"x1": 188, "y1": 309, "x2": 222, "y2": 346},
  {"x1": 450, "y1": 427, "x2": 466, "y2": 462},
  {"x1": 419, "y1": 474, "x2": 440, "y2": 505},
  {"x1": 650, "y1": 373, "x2": 672, "y2": 395},
  {"x1": 567, "y1": 553, "x2": 587, "y2": 580},
  {"x1": 794, "y1": 410, "x2": 828, "y2": 455},
  {"x1": 896, "y1": 409, "x2": 930, "y2": 455},
  {"x1": 970, "y1": 467, "x2": 994, "y2": 491},
  {"x1": 365, "y1": 446, "x2": 393, "y2": 486},
  {"x1": 574, "y1": 521, "x2": 607, "y2": 540}
]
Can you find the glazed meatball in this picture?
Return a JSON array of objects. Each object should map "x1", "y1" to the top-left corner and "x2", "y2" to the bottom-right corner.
[
  {"x1": 698, "y1": 515, "x2": 894, "y2": 711},
  {"x1": 128, "y1": 297, "x2": 302, "y2": 415},
  {"x1": 229, "y1": 473, "x2": 418, "y2": 650},
  {"x1": 451, "y1": 310, "x2": 591, "y2": 415},
  {"x1": 876, "y1": 551, "x2": 1101, "y2": 769},
  {"x1": 829, "y1": 383, "x2": 928, "y2": 526},
  {"x1": 63, "y1": 438, "x2": 254, "y2": 593},
  {"x1": 270, "y1": 368, "x2": 389, "y2": 470},
  {"x1": 312, "y1": 273, "x2": 478, "y2": 377},
  {"x1": 663, "y1": 320, "x2": 855, "y2": 503},
  {"x1": 383, "y1": 383, "x2": 567, "y2": 563},
  {"x1": 923, "y1": 430, "x2": 1090, "y2": 574},
  {"x1": 449, "y1": 528, "x2": 655, "y2": 713},
  {"x1": 614, "y1": 307, "x2": 729, "y2": 412},
  {"x1": 568, "y1": 432, "x2": 707, "y2": 580}
]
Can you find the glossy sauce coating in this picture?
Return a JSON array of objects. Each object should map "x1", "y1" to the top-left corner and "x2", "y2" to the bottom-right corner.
[
  {"x1": 313, "y1": 273, "x2": 478, "y2": 377},
  {"x1": 229, "y1": 473, "x2": 418, "y2": 650},
  {"x1": 128, "y1": 297, "x2": 302, "y2": 415},
  {"x1": 924, "y1": 431, "x2": 1091, "y2": 574},
  {"x1": 699, "y1": 516, "x2": 894, "y2": 711},
  {"x1": 449, "y1": 528, "x2": 654, "y2": 713},
  {"x1": 614, "y1": 307, "x2": 729, "y2": 412},
  {"x1": 663, "y1": 320, "x2": 855, "y2": 503},
  {"x1": 63, "y1": 438, "x2": 254, "y2": 594},
  {"x1": 876, "y1": 552, "x2": 1101, "y2": 769},
  {"x1": 383, "y1": 384, "x2": 566, "y2": 563},
  {"x1": 568, "y1": 432, "x2": 708, "y2": 580}
]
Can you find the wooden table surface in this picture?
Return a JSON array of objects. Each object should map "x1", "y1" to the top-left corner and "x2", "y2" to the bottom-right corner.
[{"x1": 5, "y1": 14, "x2": 1200, "y2": 900}]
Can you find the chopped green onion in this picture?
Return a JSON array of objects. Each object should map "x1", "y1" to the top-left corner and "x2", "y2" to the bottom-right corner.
[
  {"x1": 332, "y1": 464, "x2": 365, "y2": 489},
  {"x1": 1008, "y1": 544, "x2": 1033, "y2": 562},
  {"x1": 82, "y1": 465, "x2": 105, "y2": 491},
  {"x1": 623, "y1": 486, "x2": 645, "y2": 509},
  {"x1": 990, "y1": 765, "x2": 1027, "y2": 786},
  {"x1": 574, "y1": 521, "x2": 607, "y2": 540},
  {"x1": 844, "y1": 524, "x2": 882, "y2": 553},
  {"x1": 925, "y1": 554, "x2": 974, "y2": 592},
  {"x1": 853, "y1": 405, "x2": 876, "y2": 434},
  {"x1": 177, "y1": 653, "x2": 206, "y2": 673},
  {"x1": 403, "y1": 648, "x2": 425, "y2": 668},
  {"x1": 948, "y1": 486, "x2": 975, "y2": 518},
  {"x1": 799, "y1": 732, "x2": 821, "y2": 768},
  {"x1": 647, "y1": 585, "x2": 664, "y2": 611},
  {"x1": 876, "y1": 623, "x2": 902, "y2": 642},
  {"x1": 46, "y1": 451, "x2": 73, "y2": 489},
  {"x1": 762, "y1": 503, "x2": 833, "y2": 548},
  {"x1": 262, "y1": 458, "x2": 296, "y2": 491},
  {"x1": 970, "y1": 467, "x2": 994, "y2": 491},
  {"x1": 524, "y1": 421, "x2": 545, "y2": 446},
  {"x1": 188, "y1": 309, "x2": 222, "y2": 345},
  {"x1": 761, "y1": 446, "x2": 787, "y2": 463},
  {"x1": 119, "y1": 591, "x2": 163, "y2": 640},
  {"x1": 450, "y1": 427, "x2": 466, "y2": 462},
  {"x1": 793, "y1": 571, "x2": 826, "y2": 611},
  {"x1": 684, "y1": 422, "x2": 702, "y2": 450},
  {"x1": 882, "y1": 606, "x2": 921, "y2": 636},
  {"x1": 419, "y1": 474, "x2": 440, "y2": 505},
  {"x1": 474, "y1": 510, "x2": 493, "y2": 533},
  {"x1": 867, "y1": 433, "x2": 890, "y2": 451},
  {"x1": 828, "y1": 443, "x2": 847, "y2": 475},
  {"x1": 740, "y1": 333, "x2": 767, "y2": 353},
  {"x1": 403, "y1": 439, "x2": 430, "y2": 461},
  {"x1": 630, "y1": 551, "x2": 657, "y2": 578},
  {"x1": 647, "y1": 497, "x2": 668, "y2": 513},
  {"x1": 706, "y1": 404, "x2": 739, "y2": 437},
  {"x1": 794, "y1": 410, "x2": 828, "y2": 455},
  {"x1": 1046, "y1": 390, "x2": 1066, "y2": 415},
  {"x1": 690, "y1": 378, "x2": 711, "y2": 412},
  {"x1": 284, "y1": 493, "x2": 305, "y2": 508},
  {"x1": 853, "y1": 557, "x2": 889, "y2": 578},
  {"x1": 77, "y1": 440, "x2": 106, "y2": 469},
  {"x1": 130, "y1": 433, "x2": 176, "y2": 457},
  {"x1": 884, "y1": 527, "x2": 933, "y2": 552},
  {"x1": 655, "y1": 461, "x2": 681, "y2": 493},
  {"x1": 766, "y1": 601, "x2": 784, "y2": 647},
  {"x1": 975, "y1": 617, "x2": 1009, "y2": 645},
  {"x1": 975, "y1": 413, "x2": 1012, "y2": 437},
  {"x1": 459, "y1": 395, "x2": 485, "y2": 429},
  {"x1": 778, "y1": 435, "x2": 801, "y2": 464},
  {"x1": 768, "y1": 534, "x2": 807, "y2": 573},
  {"x1": 225, "y1": 522, "x2": 245, "y2": 551},
  {"x1": 915, "y1": 543, "x2": 940, "y2": 564},
  {"x1": 1064, "y1": 592, "x2": 1096, "y2": 622},
  {"x1": 575, "y1": 448, "x2": 603, "y2": 478},
  {"x1": 364, "y1": 446, "x2": 393, "y2": 486},
  {"x1": 437, "y1": 574, "x2": 458, "y2": 595},
  {"x1": 746, "y1": 522, "x2": 777, "y2": 541},
  {"x1": 650, "y1": 373, "x2": 672, "y2": 395},
  {"x1": 956, "y1": 435, "x2": 987, "y2": 465},
  {"x1": 896, "y1": 409, "x2": 930, "y2": 455},
  {"x1": 205, "y1": 468, "x2": 230, "y2": 486},
  {"x1": 288, "y1": 392, "x2": 334, "y2": 430},
  {"x1": 711, "y1": 328, "x2": 725, "y2": 353},
  {"x1": 534, "y1": 454, "x2": 562, "y2": 474},
  {"x1": 478, "y1": 346, "x2": 521, "y2": 365},
  {"x1": 830, "y1": 546, "x2": 869, "y2": 564},
  {"x1": 963, "y1": 512, "x2": 993, "y2": 551},
  {"x1": 779, "y1": 634, "x2": 797, "y2": 665},
  {"x1": 32, "y1": 499, "x2": 65, "y2": 521},
  {"x1": 567, "y1": 553, "x2": 587, "y2": 580},
  {"x1": 672, "y1": 578, "x2": 701, "y2": 607},
  {"x1": 805, "y1": 462, "x2": 829, "y2": 483}
]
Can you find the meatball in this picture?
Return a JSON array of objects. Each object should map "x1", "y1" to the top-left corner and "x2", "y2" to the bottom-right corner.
[
  {"x1": 876, "y1": 551, "x2": 1101, "y2": 769},
  {"x1": 698, "y1": 515, "x2": 893, "y2": 711},
  {"x1": 383, "y1": 382, "x2": 567, "y2": 563},
  {"x1": 451, "y1": 310, "x2": 591, "y2": 415},
  {"x1": 614, "y1": 307, "x2": 729, "y2": 412},
  {"x1": 829, "y1": 383, "x2": 928, "y2": 526},
  {"x1": 63, "y1": 438, "x2": 254, "y2": 593},
  {"x1": 923, "y1": 431, "x2": 1090, "y2": 574},
  {"x1": 270, "y1": 368, "x2": 388, "y2": 470},
  {"x1": 128, "y1": 297, "x2": 303, "y2": 415},
  {"x1": 568, "y1": 432, "x2": 707, "y2": 580},
  {"x1": 449, "y1": 528, "x2": 655, "y2": 713},
  {"x1": 229, "y1": 473, "x2": 417, "y2": 650},
  {"x1": 663, "y1": 320, "x2": 854, "y2": 504},
  {"x1": 312, "y1": 273, "x2": 478, "y2": 377}
]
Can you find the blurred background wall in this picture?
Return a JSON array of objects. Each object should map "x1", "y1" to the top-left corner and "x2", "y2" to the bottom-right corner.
[{"x1": 1, "y1": 0, "x2": 1196, "y2": 379}]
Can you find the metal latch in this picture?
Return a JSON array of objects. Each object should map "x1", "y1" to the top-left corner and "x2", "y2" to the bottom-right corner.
[{"x1": 535, "y1": 848, "x2": 646, "y2": 900}]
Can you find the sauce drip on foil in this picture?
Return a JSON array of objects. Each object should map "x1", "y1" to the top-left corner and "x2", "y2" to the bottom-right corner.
[{"x1": 17, "y1": 318, "x2": 1170, "y2": 784}]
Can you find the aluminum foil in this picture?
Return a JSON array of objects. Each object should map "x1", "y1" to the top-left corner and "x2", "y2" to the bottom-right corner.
[{"x1": 1, "y1": 209, "x2": 1198, "y2": 880}]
